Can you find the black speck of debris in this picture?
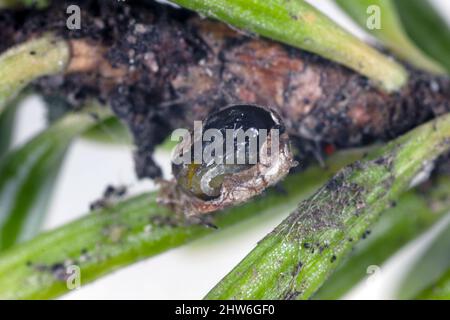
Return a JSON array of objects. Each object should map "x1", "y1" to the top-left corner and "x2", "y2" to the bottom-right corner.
[
  {"x1": 51, "y1": 263, "x2": 64, "y2": 272},
  {"x1": 50, "y1": 263, "x2": 69, "y2": 281},
  {"x1": 325, "y1": 176, "x2": 341, "y2": 191},
  {"x1": 361, "y1": 230, "x2": 372, "y2": 239},
  {"x1": 357, "y1": 77, "x2": 370, "y2": 88},
  {"x1": 293, "y1": 261, "x2": 303, "y2": 277},
  {"x1": 335, "y1": 93, "x2": 347, "y2": 102},
  {"x1": 103, "y1": 184, "x2": 127, "y2": 198},
  {"x1": 90, "y1": 199, "x2": 109, "y2": 211},
  {"x1": 202, "y1": 221, "x2": 219, "y2": 229},
  {"x1": 90, "y1": 184, "x2": 128, "y2": 211},
  {"x1": 284, "y1": 290, "x2": 301, "y2": 300}
]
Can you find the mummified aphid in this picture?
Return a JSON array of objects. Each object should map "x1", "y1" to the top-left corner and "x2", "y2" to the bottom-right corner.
[{"x1": 159, "y1": 104, "x2": 297, "y2": 216}]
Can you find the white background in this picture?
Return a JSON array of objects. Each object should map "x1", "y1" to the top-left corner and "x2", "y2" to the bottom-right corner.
[{"x1": 9, "y1": 0, "x2": 450, "y2": 300}]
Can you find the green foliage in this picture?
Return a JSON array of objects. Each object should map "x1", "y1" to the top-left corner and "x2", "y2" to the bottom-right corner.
[
  {"x1": 206, "y1": 114, "x2": 450, "y2": 299},
  {"x1": 0, "y1": 34, "x2": 69, "y2": 113},
  {"x1": 314, "y1": 178, "x2": 450, "y2": 299},
  {"x1": 0, "y1": 111, "x2": 109, "y2": 252},
  {"x1": 395, "y1": 0, "x2": 450, "y2": 74},
  {"x1": 0, "y1": 151, "x2": 362, "y2": 299},
  {"x1": 335, "y1": 0, "x2": 445, "y2": 74},
  {"x1": 396, "y1": 215, "x2": 450, "y2": 299}
]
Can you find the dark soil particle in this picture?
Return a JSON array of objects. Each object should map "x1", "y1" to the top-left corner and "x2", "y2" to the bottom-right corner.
[
  {"x1": 284, "y1": 290, "x2": 302, "y2": 300},
  {"x1": 103, "y1": 184, "x2": 127, "y2": 199},
  {"x1": 432, "y1": 152, "x2": 450, "y2": 176},
  {"x1": 28, "y1": 260, "x2": 76, "y2": 282},
  {"x1": 1, "y1": 0, "x2": 449, "y2": 179},
  {"x1": 50, "y1": 263, "x2": 69, "y2": 281},
  {"x1": 89, "y1": 184, "x2": 128, "y2": 211},
  {"x1": 361, "y1": 230, "x2": 372, "y2": 239}
]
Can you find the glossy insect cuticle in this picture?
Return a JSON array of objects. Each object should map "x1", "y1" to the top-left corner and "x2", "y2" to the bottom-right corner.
[{"x1": 167, "y1": 104, "x2": 296, "y2": 215}]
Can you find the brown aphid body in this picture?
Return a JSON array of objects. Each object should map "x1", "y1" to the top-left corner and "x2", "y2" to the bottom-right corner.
[{"x1": 159, "y1": 104, "x2": 297, "y2": 216}]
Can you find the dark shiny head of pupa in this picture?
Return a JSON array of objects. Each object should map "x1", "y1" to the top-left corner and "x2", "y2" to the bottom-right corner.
[{"x1": 172, "y1": 104, "x2": 291, "y2": 202}]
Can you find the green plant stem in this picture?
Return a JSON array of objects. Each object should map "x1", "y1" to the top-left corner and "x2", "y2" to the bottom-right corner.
[
  {"x1": 415, "y1": 269, "x2": 450, "y2": 300},
  {"x1": 0, "y1": 97, "x2": 20, "y2": 159},
  {"x1": 313, "y1": 176, "x2": 450, "y2": 299},
  {"x1": 0, "y1": 107, "x2": 111, "y2": 252},
  {"x1": 205, "y1": 114, "x2": 450, "y2": 300},
  {"x1": 0, "y1": 34, "x2": 70, "y2": 113},
  {"x1": 169, "y1": 0, "x2": 408, "y2": 92},
  {"x1": 335, "y1": 0, "x2": 445, "y2": 74},
  {"x1": 0, "y1": 151, "x2": 364, "y2": 299}
]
